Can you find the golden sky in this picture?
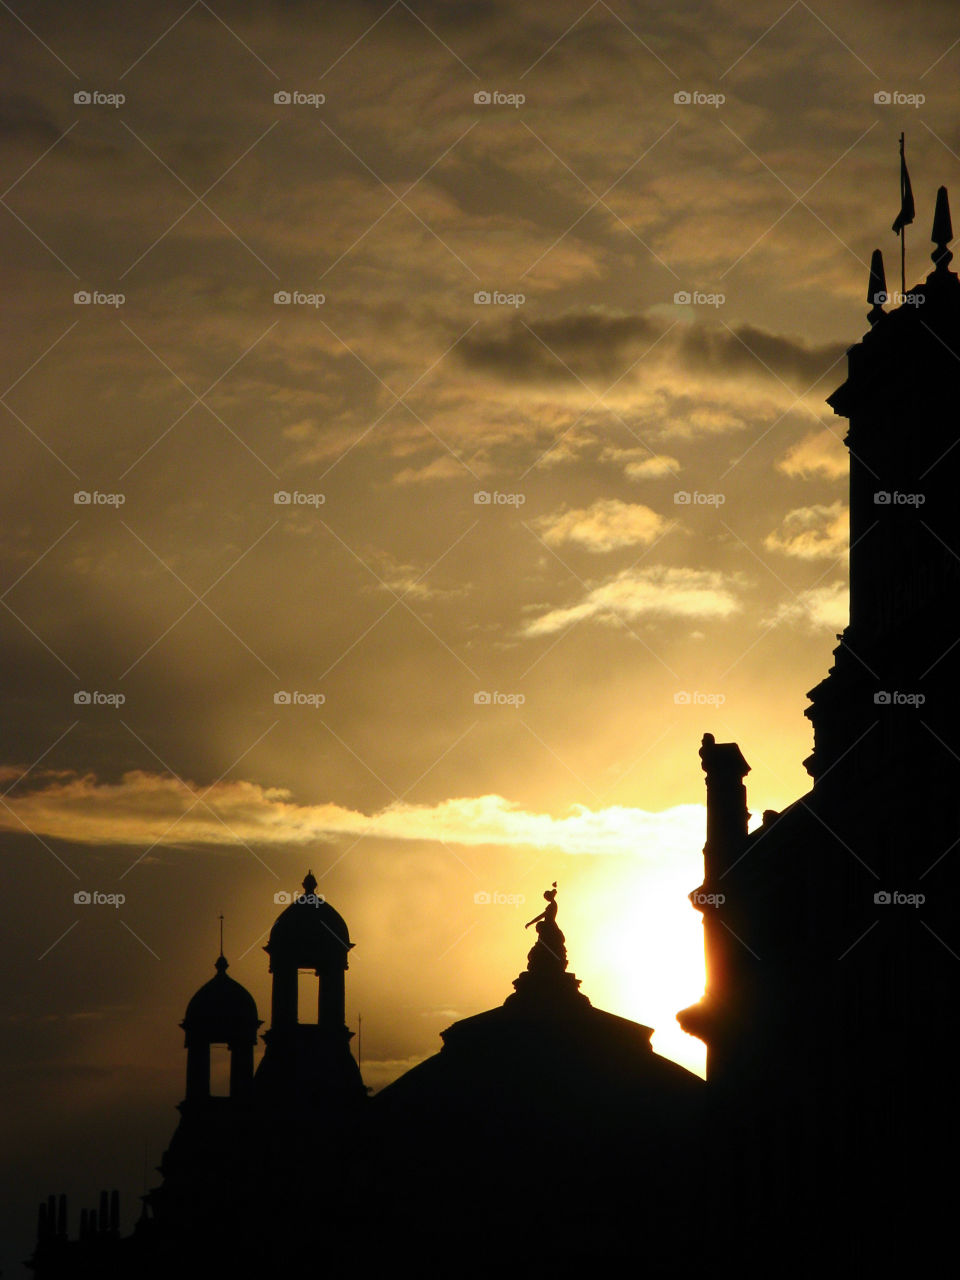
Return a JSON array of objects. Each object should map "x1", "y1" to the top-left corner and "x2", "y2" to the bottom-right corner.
[{"x1": 2, "y1": 0, "x2": 959, "y2": 1259}]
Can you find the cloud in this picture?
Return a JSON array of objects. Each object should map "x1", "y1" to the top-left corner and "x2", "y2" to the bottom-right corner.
[
  {"x1": 778, "y1": 429, "x2": 848, "y2": 479},
  {"x1": 0, "y1": 769, "x2": 707, "y2": 856},
  {"x1": 536, "y1": 498, "x2": 667, "y2": 552},
  {"x1": 599, "y1": 446, "x2": 681, "y2": 479},
  {"x1": 458, "y1": 309, "x2": 847, "y2": 395},
  {"x1": 393, "y1": 456, "x2": 471, "y2": 484},
  {"x1": 764, "y1": 501, "x2": 848, "y2": 560},
  {"x1": 764, "y1": 581, "x2": 849, "y2": 631},
  {"x1": 522, "y1": 565, "x2": 742, "y2": 636}
]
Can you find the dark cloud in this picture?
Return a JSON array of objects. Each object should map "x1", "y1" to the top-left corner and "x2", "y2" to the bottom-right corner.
[
  {"x1": 0, "y1": 93, "x2": 63, "y2": 148},
  {"x1": 457, "y1": 308, "x2": 848, "y2": 391}
]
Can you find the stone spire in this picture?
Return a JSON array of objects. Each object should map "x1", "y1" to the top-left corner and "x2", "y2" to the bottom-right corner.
[
  {"x1": 931, "y1": 185, "x2": 953, "y2": 271},
  {"x1": 867, "y1": 248, "x2": 886, "y2": 324}
]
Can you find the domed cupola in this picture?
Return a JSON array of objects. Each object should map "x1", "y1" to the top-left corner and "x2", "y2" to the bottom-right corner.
[
  {"x1": 255, "y1": 872, "x2": 366, "y2": 1108},
  {"x1": 180, "y1": 945, "x2": 261, "y2": 1101},
  {"x1": 263, "y1": 871, "x2": 353, "y2": 1029}
]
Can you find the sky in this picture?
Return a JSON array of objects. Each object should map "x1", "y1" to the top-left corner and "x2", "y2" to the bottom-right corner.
[{"x1": 2, "y1": 0, "x2": 960, "y2": 1267}]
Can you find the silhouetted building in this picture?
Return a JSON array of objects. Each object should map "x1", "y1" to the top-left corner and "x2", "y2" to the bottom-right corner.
[
  {"x1": 29, "y1": 877, "x2": 702, "y2": 1277},
  {"x1": 679, "y1": 188, "x2": 960, "y2": 1276},
  {"x1": 31, "y1": 182, "x2": 960, "y2": 1280},
  {"x1": 372, "y1": 884, "x2": 704, "y2": 1272}
]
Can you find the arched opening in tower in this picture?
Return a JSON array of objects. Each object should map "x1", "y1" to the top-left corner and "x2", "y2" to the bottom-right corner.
[{"x1": 297, "y1": 970, "x2": 320, "y2": 1024}]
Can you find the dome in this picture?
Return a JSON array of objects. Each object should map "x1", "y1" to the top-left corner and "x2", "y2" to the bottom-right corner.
[
  {"x1": 182, "y1": 955, "x2": 261, "y2": 1046},
  {"x1": 265, "y1": 871, "x2": 353, "y2": 971}
]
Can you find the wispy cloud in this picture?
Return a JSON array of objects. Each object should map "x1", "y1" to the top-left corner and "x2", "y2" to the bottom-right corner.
[
  {"x1": 764, "y1": 501, "x2": 848, "y2": 560},
  {"x1": 522, "y1": 565, "x2": 742, "y2": 636},
  {"x1": 765, "y1": 581, "x2": 848, "y2": 631},
  {"x1": 778, "y1": 429, "x2": 848, "y2": 479},
  {"x1": 536, "y1": 498, "x2": 667, "y2": 552},
  {"x1": 0, "y1": 769, "x2": 707, "y2": 856}
]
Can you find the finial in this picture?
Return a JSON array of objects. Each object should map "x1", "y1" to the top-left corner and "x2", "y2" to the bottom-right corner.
[
  {"x1": 302, "y1": 869, "x2": 318, "y2": 897},
  {"x1": 867, "y1": 249, "x2": 887, "y2": 324},
  {"x1": 932, "y1": 185, "x2": 953, "y2": 271},
  {"x1": 215, "y1": 912, "x2": 228, "y2": 972}
]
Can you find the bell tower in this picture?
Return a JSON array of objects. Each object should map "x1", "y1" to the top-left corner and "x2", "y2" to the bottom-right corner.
[
  {"x1": 254, "y1": 871, "x2": 366, "y2": 1107},
  {"x1": 180, "y1": 936, "x2": 261, "y2": 1101},
  {"x1": 805, "y1": 186, "x2": 960, "y2": 788}
]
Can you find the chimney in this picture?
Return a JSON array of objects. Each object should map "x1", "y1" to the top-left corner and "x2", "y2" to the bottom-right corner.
[{"x1": 699, "y1": 732, "x2": 751, "y2": 881}]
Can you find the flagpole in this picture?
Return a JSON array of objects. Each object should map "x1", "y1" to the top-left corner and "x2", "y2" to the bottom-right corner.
[{"x1": 900, "y1": 133, "x2": 906, "y2": 297}]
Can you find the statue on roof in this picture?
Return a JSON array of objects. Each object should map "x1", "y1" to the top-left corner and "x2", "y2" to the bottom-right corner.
[{"x1": 524, "y1": 882, "x2": 568, "y2": 973}]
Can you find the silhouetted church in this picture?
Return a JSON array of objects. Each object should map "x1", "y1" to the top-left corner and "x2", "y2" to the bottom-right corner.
[
  {"x1": 29, "y1": 188, "x2": 960, "y2": 1279},
  {"x1": 28, "y1": 874, "x2": 704, "y2": 1276},
  {"x1": 679, "y1": 187, "x2": 960, "y2": 1275}
]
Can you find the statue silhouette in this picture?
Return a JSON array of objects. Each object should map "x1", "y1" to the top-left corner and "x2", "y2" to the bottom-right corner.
[{"x1": 523, "y1": 882, "x2": 567, "y2": 972}]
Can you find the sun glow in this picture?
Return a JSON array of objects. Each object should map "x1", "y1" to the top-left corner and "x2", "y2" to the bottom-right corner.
[{"x1": 574, "y1": 817, "x2": 708, "y2": 1077}]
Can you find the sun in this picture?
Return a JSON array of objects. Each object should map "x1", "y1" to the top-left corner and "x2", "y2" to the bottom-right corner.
[{"x1": 577, "y1": 855, "x2": 707, "y2": 1078}]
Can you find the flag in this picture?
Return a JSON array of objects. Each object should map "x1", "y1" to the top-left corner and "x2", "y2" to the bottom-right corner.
[{"x1": 892, "y1": 134, "x2": 914, "y2": 235}]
